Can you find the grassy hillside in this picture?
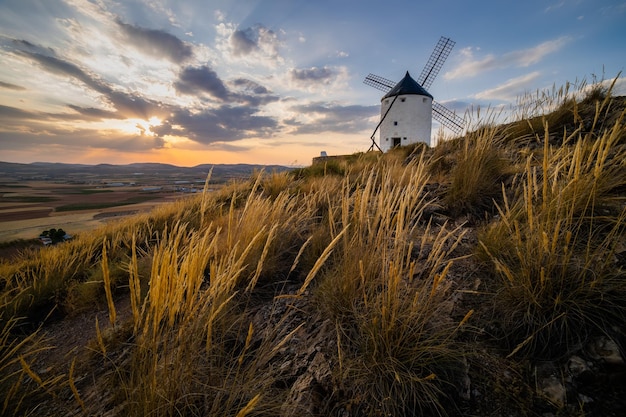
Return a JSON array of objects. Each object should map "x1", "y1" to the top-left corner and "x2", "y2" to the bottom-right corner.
[{"x1": 1, "y1": 79, "x2": 625, "y2": 416}]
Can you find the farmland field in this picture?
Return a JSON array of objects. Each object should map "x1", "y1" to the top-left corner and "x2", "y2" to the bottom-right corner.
[
  {"x1": 0, "y1": 161, "x2": 291, "y2": 243},
  {"x1": 0, "y1": 181, "x2": 183, "y2": 242}
]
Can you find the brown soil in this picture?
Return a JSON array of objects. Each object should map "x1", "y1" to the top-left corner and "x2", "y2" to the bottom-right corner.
[
  {"x1": 0, "y1": 182, "x2": 181, "y2": 242},
  {"x1": 0, "y1": 208, "x2": 53, "y2": 222}
]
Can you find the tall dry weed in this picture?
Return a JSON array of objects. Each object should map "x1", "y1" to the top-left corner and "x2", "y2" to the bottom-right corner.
[
  {"x1": 479, "y1": 102, "x2": 626, "y2": 358},
  {"x1": 312, "y1": 157, "x2": 474, "y2": 415}
]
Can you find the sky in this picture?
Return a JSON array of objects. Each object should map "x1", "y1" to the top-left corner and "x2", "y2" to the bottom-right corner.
[{"x1": 0, "y1": 0, "x2": 624, "y2": 167}]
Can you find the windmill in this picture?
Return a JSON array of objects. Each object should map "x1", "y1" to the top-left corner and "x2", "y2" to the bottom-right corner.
[{"x1": 364, "y1": 36, "x2": 464, "y2": 152}]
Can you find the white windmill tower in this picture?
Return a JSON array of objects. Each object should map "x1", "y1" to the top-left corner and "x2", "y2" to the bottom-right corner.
[{"x1": 364, "y1": 36, "x2": 465, "y2": 151}]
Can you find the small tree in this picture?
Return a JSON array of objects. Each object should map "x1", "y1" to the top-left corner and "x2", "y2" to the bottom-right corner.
[{"x1": 40, "y1": 228, "x2": 68, "y2": 244}]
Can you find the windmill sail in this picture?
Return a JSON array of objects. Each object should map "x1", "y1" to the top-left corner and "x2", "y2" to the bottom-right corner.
[
  {"x1": 432, "y1": 102, "x2": 464, "y2": 135},
  {"x1": 363, "y1": 73, "x2": 396, "y2": 92},
  {"x1": 417, "y1": 36, "x2": 455, "y2": 90}
]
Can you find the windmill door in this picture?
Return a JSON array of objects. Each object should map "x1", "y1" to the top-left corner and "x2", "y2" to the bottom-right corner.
[{"x1": 392, "y1": 137, "x2": 401, "y2": 147}]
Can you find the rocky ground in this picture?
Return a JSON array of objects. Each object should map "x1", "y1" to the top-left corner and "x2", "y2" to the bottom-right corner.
[{"x1": 30, "y1": 219, "x2": 626, "y2": 416}]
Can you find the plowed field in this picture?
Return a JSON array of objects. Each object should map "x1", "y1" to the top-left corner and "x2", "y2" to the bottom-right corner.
[{"x1": 0, "y1": 182, "x2": 181, "y2": 242}]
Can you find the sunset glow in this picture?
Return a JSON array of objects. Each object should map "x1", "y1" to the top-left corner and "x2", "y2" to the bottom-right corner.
[{"x1": 0, "y1": 0, "x2": 624, "y2": 167}]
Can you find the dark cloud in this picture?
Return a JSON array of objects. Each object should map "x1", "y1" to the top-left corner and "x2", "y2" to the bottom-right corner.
[
  {"x1": 229, "y1": 25, "x2": 281, "y2": 61},
  {"x1": 231, "y1": 78, "x2": 270, "y2": 95},
  {"x1": 0, "y1": 81, "x2": 26, "y2": 91},
  {"x1": 229, "y1": 78, "x2": 279, "y2": 107},
  {"x1": 115, "y1": 19, "x2": 193, "y2": 63},
  {"x1": 290, "y1": 66, "x2": 336, "y2": 84},
  {"x1": 156, "y1": 106, "x2": 278, "y2": 143},
  {"x1": 67, "y1": 105, "x2": 122, "y2": 120},
  {"x1": 174, "y1": 68, "x2": 279, "y2": 107},
  {"x1": 174, "y1": 65, "x2": 229, "y2": 100},
  {"x1": 18, "y1": 51, "x2": 98, "y2": 88},
  {"x1": 288, "y1": 102, "x2": 378, "y2": 134},
  {"x1": 0, "y1": 129, "x2": 162, "y2": 153},
  {"x1": 0, "y1": 102, "x2": 139, "y2": 128},
  {"x1": 7, "y1": 37, "x2": 57, "y2": 58},
  {"x1": 105, "y1": 90, "x2": 168, "y2": 119},
  {"x1": 0, "y1": 103, "x2": 119, "y2": 125},
  {"x1": 13, "y1": 39, "x2": 35, "y2": 48},
  {"x1": 230, "y1": 28, "x2": 258, "y2": 56},
  {"x1": 0, "y1": 104, "x2": 38, "y2": 120},
  {"x1": 1, "y1": 34, "x2": 289, "y2": 155}
]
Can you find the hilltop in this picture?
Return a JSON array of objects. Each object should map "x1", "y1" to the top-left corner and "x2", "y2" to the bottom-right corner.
[{"x1": 1, "y1": 83, "x2": 625, "y2": 416}]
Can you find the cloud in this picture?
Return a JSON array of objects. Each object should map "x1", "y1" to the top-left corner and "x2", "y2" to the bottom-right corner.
[
  {"x1": 287, "y1": 102, "x2": 377, "y2": 134},
  {"x1": 10, "y1": 38, "x2": 54, "y2": 55},
  {"x1": 583, "y1": 76, "x2": 626, "y2": 97},
  {"x1": 7, "y1": 43, "x2": 280, "y2": 147},
  {"x1": 445, "y1": 37, "x2": 570, "y2": 80},
  {"x1": 214, "y1": 10, "x2": 226, "y2": 22},
  {"x1": 67, "y1": 105, "x2": 122, "y2": 120},
  {"x1": 173, "y1": 67, "x2": 279, "y2": 106},
  {"x1": 16, "y1": 49, "x2": 167, "y2": 119},
  {"x1": 231, "y1": 78, "x2": 270, "y2": 95},
  {"x1": 545, "y1": 1, "x2": 566, "y2": 12},
  {"x1": 229, "y1": 79, "x2": 280, "y2": 106},
  {"x1": 0, "y1": 107, "x2": 165, "y2": 153},
  {"x1": 13, "y1": 48, "x2": 108, "y2": 92},
  {"x1": 0, "y1": 81, "x2": 25, "y2": 91},
  {"x1": 0, "y1": 129, "x2": 164, "y2": 153},
  {"x1": 216, "y1": 22, "x2": 284, "y2": 66},
  {"x1": 289, "y1": 66, "x2": 349, "y2": 92},
  {"x1": 290, "y1": 67, "x2": 336, "y2": 84},
  {"x1": 0, "y1": 103, "x2": 122, "y2": 125},
  {"x1": 157, "y1": 106, "x2": 279, "y2": 143},
  {"x1": 174, "y1": 65, "x2": 229, "y2": 100},
  {"x1": 0, "y1": 104, "x2": 39, "y2": 120},
  {"x1": 115, "y1": 19, "x2": 193, "y2": 63},
  {"x1": 505, "y1": 37, "x2": 570, "y2": 66},
  {"x1": 234, "y1": 25, "x2": 281, "y2": 60},
  {"x1": 231, "y1": 28, "x2": 258, "y2": 56},
  {"x1": 474, "y1": 72, "x2": 542, "y2": 101}
]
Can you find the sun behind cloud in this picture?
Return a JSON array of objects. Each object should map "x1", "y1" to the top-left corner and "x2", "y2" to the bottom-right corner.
[{"x1": 110, "y1": 116, "x2": 163, "y2": 136}]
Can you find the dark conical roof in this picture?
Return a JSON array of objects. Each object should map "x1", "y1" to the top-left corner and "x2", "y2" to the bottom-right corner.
[{"x1": 382, "y1": 71, "x2": 433, "y2": 100}]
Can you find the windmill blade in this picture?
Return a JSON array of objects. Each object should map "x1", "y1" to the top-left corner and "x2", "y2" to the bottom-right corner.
[
  {"x1": 363, "y1": 73, "x2": 395, "y2": 92},
  {"x1": 432, "y1": 101, "x2": 464, "y2": 135},
  {"x1": 417, "y1": 36, "x2": 456, "y2": 90}
]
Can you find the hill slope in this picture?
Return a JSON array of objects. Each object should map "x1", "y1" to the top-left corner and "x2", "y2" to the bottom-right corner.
[{"x1": 1, "y1": 87, "x2": 625, "y2": 416}]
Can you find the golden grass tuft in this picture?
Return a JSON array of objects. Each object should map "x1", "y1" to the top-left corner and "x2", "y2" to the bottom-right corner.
[
  {"x1": 312, "y1": 156, "x2": 474, "y2": 415},
  {"x1": 478, "y1": 102, "x2": 626, "y2": 358}
]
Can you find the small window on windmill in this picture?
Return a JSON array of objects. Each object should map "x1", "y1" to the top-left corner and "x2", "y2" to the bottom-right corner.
[
  {"x1": 422, "y1": 97, "x2": 427, "y2": 103},
  {"x1": 403, "y1": 137, "x2": 407, "y2": 141},
  {"x1": 385, "y1": 138, "x2": 389, "y2": 141},
  {"x1": 400, "y1": 98, "x2": 406, "y2": 102},
  {"x1": 393, "y1": 121, "x2": 398, "y2": 126}
]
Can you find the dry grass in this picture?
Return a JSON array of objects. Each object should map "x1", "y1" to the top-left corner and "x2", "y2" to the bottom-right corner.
[
  {"x1": 312, "y1": 156, "x2": 474, "y2": 416},
  {"x1": 0, "y1": 77, "x2": 624, "y2": 416},
  {"x1": 478, "y1": 94, "x2": 626, "y2": 359},
  {"x1": 439, "y1": 127, "x2": 510, "y2": 218}
]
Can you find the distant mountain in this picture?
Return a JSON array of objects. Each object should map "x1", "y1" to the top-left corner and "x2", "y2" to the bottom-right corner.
[{"x1": 0, "y1": 161, "x2": 292, "y2": 180}]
